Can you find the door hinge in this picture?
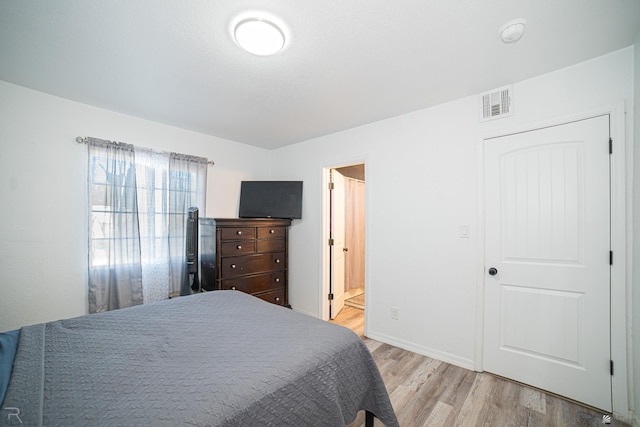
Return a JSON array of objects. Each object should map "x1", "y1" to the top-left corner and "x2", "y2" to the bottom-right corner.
[
  {"x1": 328, "y1": 238, "x2": 334, "y2": 246},
  {"x1": 328, "y1": 182, "x2": 334, "y2": 190},
  {"x1": 328, "y1": 293, "x2": 334, "y2": 300},
  {"x1": 610, "y1": 251, "x2": 613, "y2": 266},
  {"x1": 609, "y1": 137, "x2": 613, "y2": 154},
  {"x1": 610, "y1": 360, "x2": 614, "y2": 376}
]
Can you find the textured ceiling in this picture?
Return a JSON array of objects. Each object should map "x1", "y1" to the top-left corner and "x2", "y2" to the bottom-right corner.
[{"x1": 1, "y1": 0, "x2": 639, "y2": 149}]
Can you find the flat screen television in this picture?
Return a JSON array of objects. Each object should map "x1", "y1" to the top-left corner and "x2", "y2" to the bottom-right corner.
[{"x1": 239, "y1": 181, "x2": 303, "y2": 219}]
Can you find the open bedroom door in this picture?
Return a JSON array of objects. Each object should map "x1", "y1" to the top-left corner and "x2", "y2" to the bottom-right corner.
[{"x1": 329, "y1": 169, "x2": 346, "y2": 319}]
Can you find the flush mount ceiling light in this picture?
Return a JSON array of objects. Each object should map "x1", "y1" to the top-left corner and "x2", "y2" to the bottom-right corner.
[
  {"x1": 500, "y1": 18, "x2": 527, "y2": 43},
  {"x1": 234, "y1": 17, "x2": 285, "y2": 56}
]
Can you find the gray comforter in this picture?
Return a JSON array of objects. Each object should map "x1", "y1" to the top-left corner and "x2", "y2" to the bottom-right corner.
[{"x1": 0, "y1": 291, "x2": 398, "y2": 427}]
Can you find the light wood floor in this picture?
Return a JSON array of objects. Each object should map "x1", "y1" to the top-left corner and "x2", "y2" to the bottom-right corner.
[{"x1": 330, "y1": 306, "x2": 629, "y2": 427}]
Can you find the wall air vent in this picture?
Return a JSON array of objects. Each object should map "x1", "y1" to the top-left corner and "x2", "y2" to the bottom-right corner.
[{"x1": 479, "y1": 85, "x2": 513, "y2": 122}]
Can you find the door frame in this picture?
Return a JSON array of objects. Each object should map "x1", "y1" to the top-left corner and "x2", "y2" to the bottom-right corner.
[
  {"x1": 474, "y1": 101, "x2": 629, "y2": 418},
  {"x1": 320, "y1": 161, "x2": 368, "y2": 324}
]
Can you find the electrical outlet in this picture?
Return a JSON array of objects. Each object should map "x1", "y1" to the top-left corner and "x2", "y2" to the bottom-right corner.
[{"x1": 391, "y1": 307, "x2": 400, "y2": 320}]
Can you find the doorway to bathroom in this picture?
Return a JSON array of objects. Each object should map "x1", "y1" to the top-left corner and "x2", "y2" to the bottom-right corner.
[{"x1": 325, "y1": 163, "x2": 366, "y2": 320}]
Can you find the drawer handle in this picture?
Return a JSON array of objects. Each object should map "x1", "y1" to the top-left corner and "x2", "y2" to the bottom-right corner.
[
  {"x1": 231, "y1": 286, "x2": 237, "y2": 290},
  {"x1": 275, "y1": 259, "x2": 280, "y2": 264},
  {"x1": 275, "y1": 278, "x2": 280, "y2": 283},
  {"x1": 237, "y1": 230, "x2": 242, "y2": 235},
  {"x1": 231, "y1": 264, "x2": 237, "y2": 269},
  {"x1": 270, "y1": 229, "x2": 275, "y2": 234},
  {"x1": 275, "y1": 297, "x2": 280, "y2": 302},
  {"x1": 236, "y1": 245, "x2": 242, "y2": 250}
]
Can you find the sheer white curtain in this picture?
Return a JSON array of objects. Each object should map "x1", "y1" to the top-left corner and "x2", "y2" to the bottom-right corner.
[
  {"x1": 135, "y1": 150, "x2": 208, "y2": 304},
  {"x1": 168, "y1": 153, "x2": 207, "y2": 296},
  {"x1": 88, "y1": 139, "x2": 208, "y2": 311},
  {"x1": 87, "y1": 138, "x2": 144, "y2": 313},
  {"x1": 135, "y1": 149, "x2": 171, "y2": 304}
]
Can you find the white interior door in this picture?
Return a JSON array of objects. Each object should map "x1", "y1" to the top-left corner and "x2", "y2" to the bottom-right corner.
[
  {"x1": 330, "y1": 170, "x2": 346, "y2": 319},
  {"x1": 483, "y1": 115, "x2": 611, "y2": 411}
]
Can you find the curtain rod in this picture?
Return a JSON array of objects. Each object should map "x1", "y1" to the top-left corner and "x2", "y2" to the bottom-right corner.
[{"x1": 75, "y1": 136, "x2": 215, "y2": 165}]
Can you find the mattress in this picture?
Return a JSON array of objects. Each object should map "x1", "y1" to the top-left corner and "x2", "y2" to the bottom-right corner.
[{"x1": 0, "y1": 290, "x2": 398, "y2": 427}]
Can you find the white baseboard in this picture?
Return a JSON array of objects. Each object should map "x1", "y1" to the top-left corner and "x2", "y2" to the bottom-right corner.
[{"x1": 366, "y1": 330, "x2": 475, "y2": 371}]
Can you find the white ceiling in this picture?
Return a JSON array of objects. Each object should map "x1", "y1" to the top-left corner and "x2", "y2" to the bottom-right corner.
[{"x1": 1, "y1": 1, "x2": 639, "y2": 149}]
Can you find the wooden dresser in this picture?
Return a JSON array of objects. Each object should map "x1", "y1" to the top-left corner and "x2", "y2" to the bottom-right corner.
[{"x1": 202, "y1": 218, "x2": 291, "y2": 307}]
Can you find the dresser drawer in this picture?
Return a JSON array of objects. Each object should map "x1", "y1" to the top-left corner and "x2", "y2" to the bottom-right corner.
[
  {"x1": 219, "y1": 227, "x2": 255, "y2": 240},
  {"x1": 220, "y1": 271, "x2": 285, "y2": 294},
  {"x1": 253, "y1": 289, "x2": 286, "y2": 306},
  {"x1": 256, "y1": 238, "x2": 285, "y2": 253},
  {"x1": 221, "y1": 252, "x2": 285, "y2": 278},
  {"x1": 257, "y1": 226, "x2": 286, "y2": 239},
  {"x1": 220, "y1": 240, "x2": 256, "y2": 256}
]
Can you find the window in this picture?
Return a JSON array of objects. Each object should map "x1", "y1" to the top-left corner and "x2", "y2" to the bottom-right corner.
[
  {"x1": 89, "y1": 154, "x2": 139, "y2": 267},
  {"x1": 87, "y1": 138, "x2": 208, "y2": 311}
]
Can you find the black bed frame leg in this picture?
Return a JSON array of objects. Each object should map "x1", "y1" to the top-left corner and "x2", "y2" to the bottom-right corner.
[{"x1": 365, "y1": 410, "x2": 374, "y2": 427}]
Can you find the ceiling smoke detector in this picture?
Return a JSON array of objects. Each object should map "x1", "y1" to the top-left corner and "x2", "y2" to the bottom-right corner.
[{"x1": 500, "y1": 18, "x2": 527, "y2": 43}]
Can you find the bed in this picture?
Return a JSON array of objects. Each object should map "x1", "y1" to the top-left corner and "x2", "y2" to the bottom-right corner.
[{"x1": 0, "y1": 290, "x2": 398, "y2": 427}]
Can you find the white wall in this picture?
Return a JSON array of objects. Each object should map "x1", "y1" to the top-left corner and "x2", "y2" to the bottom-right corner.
[
  {"x1": 273, "y1": 47, "x2": 634, "y2": 374},
  {"x1": 0, "y1": 80, "x2": 271, "y2": 331},
  {"x1": 632, "y1": 33, "x2": 640, "y2": 427}
]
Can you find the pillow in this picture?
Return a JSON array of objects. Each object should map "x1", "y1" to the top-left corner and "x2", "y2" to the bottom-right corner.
[{"x1": 0, "y1": 329, "x2": 20, "y2": 406}]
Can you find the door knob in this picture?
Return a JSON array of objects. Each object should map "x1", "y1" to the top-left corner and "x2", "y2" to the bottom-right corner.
[{"x1": 488, "y1": 267, "x2": 498, "y2": 276}]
